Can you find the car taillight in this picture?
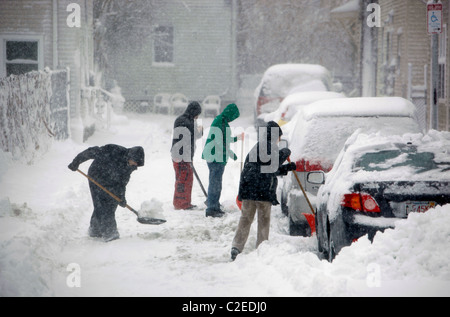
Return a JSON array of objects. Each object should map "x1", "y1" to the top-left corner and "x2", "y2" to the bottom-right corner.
[{"x1": 342, "y1": 193, "x2": 380, "y2": 213}]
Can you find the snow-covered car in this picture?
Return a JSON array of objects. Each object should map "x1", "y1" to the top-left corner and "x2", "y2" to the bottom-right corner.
[
  {"x1": 254, "y1": 64, "x2": 339, "y2": 127},
  {"x1": 315, "y1": 130, "x2": 450, "y2": 262},
  {"x1": 281, "y1": 97, "x2": 422, "y2": 237},
  {"x1": 263, "y1": 91, "x2": 346, "y2": 126}
]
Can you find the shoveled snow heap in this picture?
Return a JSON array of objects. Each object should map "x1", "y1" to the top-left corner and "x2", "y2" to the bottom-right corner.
[
  {"x1": 0, "y1": 112, "x2": 449, "y2": 297},
  {"x1": 138, "y1": 199, "x2": 165, "y2": 220}
]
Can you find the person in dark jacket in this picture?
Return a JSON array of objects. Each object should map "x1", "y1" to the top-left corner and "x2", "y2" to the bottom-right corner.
[
  {"x1": 171, "y1": 101, "x2": 202, "y2": 210},
  {"x1": 68, "y1": 144, "x2": 145, "y2": 242},
  {"x1": 231, "y1": 121, "x2": 296, "y2": 260}
]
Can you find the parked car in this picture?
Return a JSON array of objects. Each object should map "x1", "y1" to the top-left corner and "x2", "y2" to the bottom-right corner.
[
  {"x1": 254, "y1": 64, "x2": 339, "y2": 127},
  {"x1": 263, "y1": 91, "x2": 346, "y2": 126},
  {"x1": 315, "y1": 130, "x2": 450, "y2": 262},
  {"x1": 280, "y1": 97, "x2": 422, "y2": 237}
]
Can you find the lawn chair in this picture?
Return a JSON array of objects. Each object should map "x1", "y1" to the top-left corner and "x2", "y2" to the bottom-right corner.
[
  {"x1": 154, "y1": 93, "x2": 172, "y2": 114},
  {"x1": 171, "y1": 93, "x2": 189, "y2": 116},
  {"x1": 202, "y1": 95, "x2": 221, "y2": 117}
]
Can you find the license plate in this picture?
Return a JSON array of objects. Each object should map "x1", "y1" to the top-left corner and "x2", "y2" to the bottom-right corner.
[{"x1": 406, "y1": 201, "x2": 436, "y2": 214}]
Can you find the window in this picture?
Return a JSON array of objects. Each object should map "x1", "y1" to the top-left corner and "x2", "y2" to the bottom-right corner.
[
  {"x1": 438, "y1": 24, "x2": 447, "y2": 100},
  {"x1": 1, "y1": 35, "x2": 43, "y2": 77},
  {"x1": 153, "y1": 26, "x2": 174, "y2": 64}
]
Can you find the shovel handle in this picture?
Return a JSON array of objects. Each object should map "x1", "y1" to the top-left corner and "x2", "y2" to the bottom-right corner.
[
  {"x1": 76, "y1": 169, "x2": 138, "y2": 216},
  {"x1": 287, "y1": 158, "x2": 316, "y2": 215}
]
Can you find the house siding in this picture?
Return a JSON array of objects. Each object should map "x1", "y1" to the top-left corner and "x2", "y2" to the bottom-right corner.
[
  {"x1": 0, "y1": 0, "x2": 94, "y2": 120},
  {"x1": 109, "y1": 0, "x2": 236, "y2": 106},
  {"x1": 0, "y1": 0, "x2": 53, "y2": 71},
  {"x1": 375, "y1": 0, "x2": 449, "y2": 131}
]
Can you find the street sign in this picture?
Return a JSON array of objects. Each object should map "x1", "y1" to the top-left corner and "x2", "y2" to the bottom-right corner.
[{"x1": 427, "y1": 2, "x2": 443, "y2": 35}]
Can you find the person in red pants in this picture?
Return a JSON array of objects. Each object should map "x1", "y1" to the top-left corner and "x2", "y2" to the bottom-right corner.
[{"x1": 171, "y1": 101, "x2": 202, "y2": 210}]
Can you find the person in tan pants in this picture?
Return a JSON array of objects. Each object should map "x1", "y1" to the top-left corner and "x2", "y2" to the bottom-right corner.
[
  {"x1": 232, "y1": 200, "x2": 272, "y2": 253},
  {"x1": 231, "y1": 121, "x2": 296, "y2": 260}
]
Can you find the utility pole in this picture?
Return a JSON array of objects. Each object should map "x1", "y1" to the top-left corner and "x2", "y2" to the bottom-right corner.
[
  {"x1": 431, "y1": 30, "x2": 439, "y2": 130},
  {"x1": 428, "y1": 0, "x2": 443, "y2": 130}
]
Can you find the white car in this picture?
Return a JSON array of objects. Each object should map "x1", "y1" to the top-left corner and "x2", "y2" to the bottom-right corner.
[
  {"x1": 263, "y1": 91, "x2": 346, "y2": 125},
  {"x1": 280, "y1": 97, "x2": 422, "y2": 236},
  {"x1": 254, "y1": 64, "x2": 339, "y2": 127},
  {"x1": 315, "y1": 130, "x2": 450, "y2": 261}
]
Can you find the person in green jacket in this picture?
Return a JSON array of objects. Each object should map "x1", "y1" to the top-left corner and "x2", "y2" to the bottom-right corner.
[{"x1": 202, "y1": 103, "x2": 241, "y2": 217}]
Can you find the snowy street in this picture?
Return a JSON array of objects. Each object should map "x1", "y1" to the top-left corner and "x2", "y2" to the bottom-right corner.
[{"x1": 1, "y1": 112, "x2": 450, "y2": 297}]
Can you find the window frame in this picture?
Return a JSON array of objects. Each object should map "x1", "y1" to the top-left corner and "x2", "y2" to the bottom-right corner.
[
  {"x1": 0, "y1": 34, "x2": 44, "y2": 78},
  {"x1": 152, "y1": 25, "x2": 174, "y2": 66}
]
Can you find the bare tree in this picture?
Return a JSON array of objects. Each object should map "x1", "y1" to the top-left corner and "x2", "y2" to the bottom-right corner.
[{"x1": 237, "y1": 0, "x2": 354, "y2": 77}]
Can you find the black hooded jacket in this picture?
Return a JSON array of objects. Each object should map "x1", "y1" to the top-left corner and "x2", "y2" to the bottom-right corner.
[
  {"x1": 171, "y1": 101, "x2": 202, "y2": 161},
  {"x1": 238, "y1": 121, "x2": 295, "y2": 205},
  {"x1": 69, "y1": 144, "x2": 145, "y2": 200}
]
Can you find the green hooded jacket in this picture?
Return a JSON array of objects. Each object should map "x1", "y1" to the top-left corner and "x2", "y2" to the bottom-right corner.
[{"x1": 202, "y1": 103, "x2": 240, "y2": 165}]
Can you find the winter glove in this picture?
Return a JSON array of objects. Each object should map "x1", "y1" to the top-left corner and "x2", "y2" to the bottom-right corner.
[
  {"x1": 68, "y1": 161, "x2": 79, "y2": 171},
  {"x1": 277, "y1": 162, "x2": 297, "y2": 176},
  {"x1": 287, "y1": 162, "x2": 297, "y2": 172}
]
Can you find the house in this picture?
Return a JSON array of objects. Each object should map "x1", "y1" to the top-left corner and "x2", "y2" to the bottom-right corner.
[
  {"x1": 105, "y1": 0, "x2": 238, "y2": 113},
  {"x1": 332, "y1": 0, "x2": 450, "y2": 132},
  {"x1": 0, "y1": 0, "x2": 97, "y2": 141}
]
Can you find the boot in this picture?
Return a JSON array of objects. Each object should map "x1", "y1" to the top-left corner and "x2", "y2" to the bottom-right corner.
[{"x1": 231, "y1": 247, "x2": 240, "y2": 261}]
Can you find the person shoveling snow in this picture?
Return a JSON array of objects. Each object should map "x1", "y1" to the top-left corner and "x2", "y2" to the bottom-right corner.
[{"x1": 68, "y1": 144, "x2": 145, "y2": 242}]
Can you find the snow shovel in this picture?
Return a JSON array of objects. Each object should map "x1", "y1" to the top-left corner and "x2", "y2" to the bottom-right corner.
[
  {"x1": 77, "y1": 169, "x2": 166, "y2": 225},
  {"x1": 287, "y1": 158, "x2": 316, "y2": 235},
  {"x1": 236, "y1": 132, "x2": 245, "y2": 210},
  {"x1": 190, "y1": 162, "x2": 208, "y2": 199}
]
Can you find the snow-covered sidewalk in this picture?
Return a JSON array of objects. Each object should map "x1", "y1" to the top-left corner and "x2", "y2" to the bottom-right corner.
[{"x1": 1, "y1": 113, "x2": 450, "y2": 297}]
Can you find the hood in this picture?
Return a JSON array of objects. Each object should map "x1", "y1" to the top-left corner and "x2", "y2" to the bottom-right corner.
[
  {"x1": 221, "y1": 103, "x2": 240, "y2": 122},
  {"x1": 266, "y1": 120, "x2": 283, "y2": 143},
  {"x1": 184, "y1": 101, "x2": 202, "y2": 119},
  {"x1": 127, "y1": 146, "x2": 145, "y2": 167}
]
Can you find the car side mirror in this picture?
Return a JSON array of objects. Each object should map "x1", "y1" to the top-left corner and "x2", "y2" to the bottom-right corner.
[{"x1": 307, "y1": 171, "x2": 325, "y2": 184}]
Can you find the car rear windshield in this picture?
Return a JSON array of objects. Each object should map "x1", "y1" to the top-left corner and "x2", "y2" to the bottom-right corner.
[{"x1": 355, "y1": 149, "x2": 441, "y2": 173}]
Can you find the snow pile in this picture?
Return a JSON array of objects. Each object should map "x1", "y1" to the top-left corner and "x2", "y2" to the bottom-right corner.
[
  {"x1": 1, "y1": 113, "x2": 449, "y2": 297},
  {"x1": 138, "y1": 198, "x2": 165, "y2": 220},
  {"x1": 336, "y1": 204, "x2": 450, "y2": 296}
]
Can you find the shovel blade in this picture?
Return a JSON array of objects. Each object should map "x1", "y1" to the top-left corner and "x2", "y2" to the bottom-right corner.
[
  {"x1": 302, "y1": 213, "x2": 316, "y2": 235},
  {"x1": 137, "y1": 217, "x2": 167, "y2": 225},
  {"x1": 236, "y1": 195, "x2": 242, "y2": 210}
]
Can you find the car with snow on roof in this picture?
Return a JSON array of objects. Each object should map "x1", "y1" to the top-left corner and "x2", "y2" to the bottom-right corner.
[
  {"x1": 254, "y1": 64, "x2": 341, "y2": 127},
  {"x1": 315, "y1": 130, "x2": 450, "y2": 262},
  {"x1": 280, "y1": 97, "x2": 422, "y2": 237},
  {"x1": 262, "y1": 91, "x2": 346, "y2": 126}
]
